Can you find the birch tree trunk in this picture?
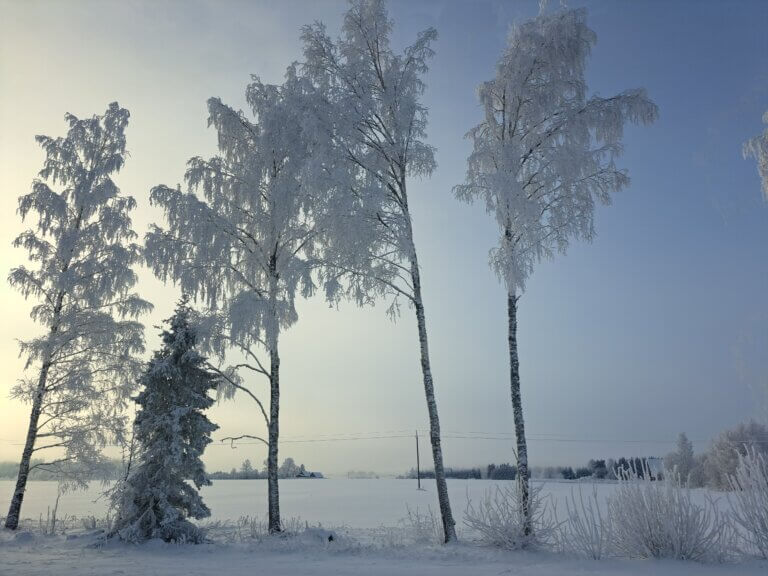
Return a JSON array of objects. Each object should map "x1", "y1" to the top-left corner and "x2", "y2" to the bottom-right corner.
[
  {"x1": 5, "y1": 289, "x2": 66, "y2": 530},
  {"x1": 266, "y1": 260, "x2": 281, "y2": 534},
  {"x1": 267, "y1": 344, "x2": 281, "y2": 534},
  {"x1": 4, "y1": 368, "x2": 48, "y2": 530},
  {"x1": 398, "y1": 176, "x2": 456, "y2": 543},
  {"x1": 508, "y1": 290, "x2": 531, "y2": 536},
  {"x1": 408, "y1": 253, "x2": 457, "y2": 543}
]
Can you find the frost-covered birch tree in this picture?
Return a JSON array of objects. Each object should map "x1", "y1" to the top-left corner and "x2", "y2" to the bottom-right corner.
[
  {"x1": 111, "y1": 297, "x2": 219, "y2": 543},
  {"x1": 145, "y1": 68, "x2": 324, "y2": 535},
  {"x1": 454, "y1": 8, "x2": 657, "y2": 536},
  {"x1": 744, "y1": 110, "x2": 768, "y2": 200},
  {"x1": 5, "y1": 103, "x2": 150, "y2": 530},
  {"x1": 301, "y1": 0, "x2": 457, "y2": 542}
]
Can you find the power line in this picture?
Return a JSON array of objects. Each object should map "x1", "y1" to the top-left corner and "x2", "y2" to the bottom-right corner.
[{"x1": 1, "y1": 430, "x2": 767, "y2": 447}]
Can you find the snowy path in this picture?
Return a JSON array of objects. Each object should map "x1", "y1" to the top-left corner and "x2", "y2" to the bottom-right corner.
[{"x1": 2, "y1": 534, "x2": 766, "y2": 576}]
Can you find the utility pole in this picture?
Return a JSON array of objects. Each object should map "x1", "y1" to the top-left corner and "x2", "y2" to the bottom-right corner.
[{"x1": 415, "y1": 429, "x2": 421, "y2": 490}]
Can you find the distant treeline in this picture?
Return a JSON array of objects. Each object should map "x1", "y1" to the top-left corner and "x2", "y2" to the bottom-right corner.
[
  {"x1": 533, "y1": 457, "x2": 662, "y2": 481},
  {"x1": 399, "y1": 457, "x2": 662, "y2": 482},
  {"x1": 346, "y1": 470, "x2": 379, "y2": 479},
  {"x1": 0, "y1": 459, "x2": 123, "y2": 481},
  {"x1": 209, "y1": 457, "x2": 314, "y2": 480},
  {"x1": 400, "y1": 463, "x2": 518, "y2": 480}
]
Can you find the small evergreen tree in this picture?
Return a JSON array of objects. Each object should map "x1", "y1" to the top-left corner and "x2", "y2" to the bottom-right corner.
[
  {"x1": 112, "y1": 297, "x2": 219, "y2": 543},
  {"x1": 665, "y1": 432, "x2": 695, "y2": 483}
]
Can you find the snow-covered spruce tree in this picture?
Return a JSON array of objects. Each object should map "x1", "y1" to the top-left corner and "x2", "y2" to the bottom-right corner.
[
  {"x1": 744, "y1": 110, "x2": 768, "y2": 200},
  {"x1": 301, "y1": 0, "x2": 458, "y2": 543},
  {"x1": 111, "y1": 297, "x2": 219, "y2": 543},
  {"x1": 454, "y1": 8, "x2": 657, "y2": 537},
  {"x1": 4, "y1": 103, "x2": 150, "y2": 530},
  {"x1": 145, "y1": 68, "x2": 326, "y2": 535},
  {"x1": 665, "y1": 432, "x2": 695, "y2": 484}
]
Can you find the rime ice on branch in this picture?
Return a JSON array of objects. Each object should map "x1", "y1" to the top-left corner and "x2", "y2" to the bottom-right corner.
[
  {"x1": 145, "y1": 67, "x2": 328, "y2": 535},
  {"x1": 301, "y1": 0, "x2": 457, "y2": 542},
  {"x1": 744, "y1": 111, "x2": 768, "y2": 200},
  {"x1": 454, "y1": 7, "x2": 657, "y2": 537},
  {"x1": 5, "y1": 103, "x2": 151, "y2": 530}
]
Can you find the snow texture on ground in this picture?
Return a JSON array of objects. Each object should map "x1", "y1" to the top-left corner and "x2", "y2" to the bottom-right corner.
[
  {"x1": 1, "y1": 479, "x2": 765, "y2": 575},
  {"x1": 1, "y1": 529, "x2": 766, "y2": 576}
]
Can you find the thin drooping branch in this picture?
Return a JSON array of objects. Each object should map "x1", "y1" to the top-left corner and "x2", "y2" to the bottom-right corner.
[{"x1": 221, "y1": 434, "x2": 269, "y2": 448}]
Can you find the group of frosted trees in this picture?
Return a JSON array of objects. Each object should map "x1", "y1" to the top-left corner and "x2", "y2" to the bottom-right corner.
[{"x1": 4, "y1": 0, "x2": 763, "y2": 544}]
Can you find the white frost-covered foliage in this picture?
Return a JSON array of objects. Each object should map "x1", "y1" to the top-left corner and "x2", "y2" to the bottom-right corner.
[
  {"x1": 728, "y1": 448, "x2": 768, "y2": 558},
  {"x1": 301, "y1": 0, "x2": 437, "y2": 315},
  {"x1": 146, "y1": 69, "x2": 322, "y2": 355},
  {"x1": 744, "y1": 110, "x2": 768, "y2": 200},
  {"x1": 463, "y1": 482, "x2": 557, "y2": 549},
  {"x1": 559, "y1": 484, "x2": 612, "y2": 559},
  {"x1": 112, "y1": 298, "x2": 218, "y2": 543},
  {"x1": 301, "y1": 0, "x2": 458, "y2": 543},
  {"x1": 5, "y1": 103, "x2": 150, "y2": 530},
  {"x1": 145, "y1": 67, "x2": 327, "y2": 534},
  {"x1": 454, "y1": 8, "x2": 658, "y2": 294},
  {"x1": 607, "y1": 469, "x2": 732, "y2": 561}
]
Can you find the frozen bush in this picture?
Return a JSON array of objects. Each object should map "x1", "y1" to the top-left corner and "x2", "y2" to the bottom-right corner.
[
  {"x1": 728, "y1": 448, "x2": 768, "y2": 558},
  {"x1": 608, "y1": 469, "x2": 732, "y2": 561},
  {"x1": 463, "y1": 481, "x2": 557, "y2": 549},
  {"x1": 204, "y1": 515, "x2": 306, "y2": 543},
  {"x1": 560, "y1": 484, "x2": 612, "y2": 559},
  {"x1": 400, "y1": 506, "x2": 442, "y2": 545}
]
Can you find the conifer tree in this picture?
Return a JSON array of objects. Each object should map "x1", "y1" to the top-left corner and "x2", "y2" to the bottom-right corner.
[{"x1": 112, "y1": 297, "x2": 219, "y2": 543}]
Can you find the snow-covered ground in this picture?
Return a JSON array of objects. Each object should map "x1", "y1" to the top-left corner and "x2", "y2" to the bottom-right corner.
[
  {"x1": 1, "y1": 479, "x2": 765, "y2": 576},
  {"x1": 3, "y1": 530, "x2": 767, "y2": 576}
]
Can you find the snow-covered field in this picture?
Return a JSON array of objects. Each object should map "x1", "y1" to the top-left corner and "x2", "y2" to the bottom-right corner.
[
  {"x1": 2, "y1": 479, "x2": 766, "y2": 575},
  {"x1": 3, "y1": 478, "x2": 628, "y2": 528}
]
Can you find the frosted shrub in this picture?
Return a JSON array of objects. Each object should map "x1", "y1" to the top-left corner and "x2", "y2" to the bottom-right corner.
[
  {"x1": 401, "y1": 506, "x2": 442, "y2": 546},
  {"x1": 204, "y1": 516, "x2": 307, "y2": 544},
  {"x1": 728, "y1": 448, "x2": 768, "y2": 558},
  {"x1": 560, "y1": 485, "x2": 612, "y2": 559},
  {"x1": 463, "y1": 482, "x2": 557, "y2": 549},
  {"x1": 608, "y1": 470, "x2": 731, "y2": 561}
]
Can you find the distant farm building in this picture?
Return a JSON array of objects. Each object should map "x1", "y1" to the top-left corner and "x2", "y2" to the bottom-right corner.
[{"x1": 296, "y1": 470, "x2": 324, "y2": 479}]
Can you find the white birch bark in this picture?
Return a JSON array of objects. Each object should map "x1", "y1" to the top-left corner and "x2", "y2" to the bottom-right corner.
[{"x1": 507, "y1": 290, "x2": 531, "y2": 536}]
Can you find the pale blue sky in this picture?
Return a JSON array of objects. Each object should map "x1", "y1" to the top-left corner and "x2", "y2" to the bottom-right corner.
[{"x1": 0, "y1": 0, "x2": 766, "y2": 475}]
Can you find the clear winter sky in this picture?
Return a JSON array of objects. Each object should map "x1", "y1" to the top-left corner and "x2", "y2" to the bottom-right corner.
[{"x1": 0, "y1": 0, "x2": 766, "y2": 476}]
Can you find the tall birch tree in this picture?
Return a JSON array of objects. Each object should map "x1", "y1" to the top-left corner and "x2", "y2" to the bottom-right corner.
[
  {"x1": 454, "y1": 8, "x2": 657, "y2": 536},
  {"x1": 301, "y1": 0, "x2": 458, "y2": 542},
  {"x1": 5, "y1": 103, "x2": 150, "y2": 530},
  {"x1": 145, "y1": 68, "x2": 326, "y2": 534}
]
